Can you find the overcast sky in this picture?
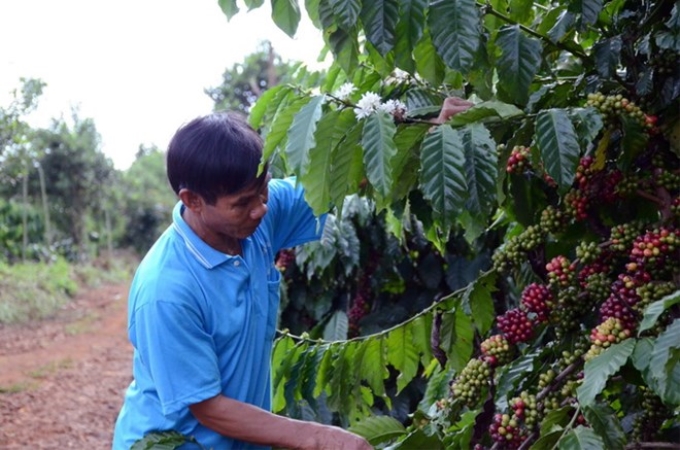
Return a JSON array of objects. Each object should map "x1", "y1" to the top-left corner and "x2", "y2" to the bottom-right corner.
[{"x1": 0, "y1": 0, "x2": 324, "y2": 170}]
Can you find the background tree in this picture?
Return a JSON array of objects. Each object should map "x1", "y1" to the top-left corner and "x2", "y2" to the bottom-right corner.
[
  {"x1": 32, "y1": 111, "x2": 116, "y2": 260},
  {"x1": 117, "y1": 144, "x2": 177, "y2": 254},
  {"x1": 206, "y1": 40, "x2": 297, "y2": 112}
]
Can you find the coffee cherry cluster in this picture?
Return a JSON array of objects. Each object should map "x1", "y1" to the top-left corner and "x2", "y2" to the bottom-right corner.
[
  {"x1": 539, "y1": 205, "x2": 568, "y2": 234},
  {"x1": 632, "y1": 387, "x2": 672, "y2": 442},
  {"x1": 450, "y1": 358, "x2": 492, "y2": 407},
  {"x1": 563, "y1": 189, "x2": 589, "y2": 221},
  {"x1": 348, "y1": 292, "x2": 370, "y2": 337},
  {"x1": 575, "y1": 241, "x2": 601, "y2": 265},
  {"x1": 586, "y1": 92, "x2": 647, "y2": 128},
  {"x1": 585, "y1": 317, "x2": 632, "y2": 361},
  {"x1": 275, "y1": 249, "x2": 296, "y2": 272},
  {"x1": 546, "y1": 255, "x2": 576, "y2": 287},
  {"x1": 492, "y1": 225, "x2": 546, "y2": 272},
  {"x1": 510, "y1": 391, "x2": 540, "y2": 429},
  {"x1": 497, "y1": 308, "x2": 534, "y2": 344},
  {"x1": 506, "y1": 145, "x2": 531, "y2": 174},
  {"x1": 610, "y1": 221, "x2": 647, "y2": 254},
  {"x1": 520, "y1": 283, "x2": 552, "y2": 323},
  {"x1": 629, "y1": 227, "x2": 680, "y2": 276},
  {"x1": 481, "y1": 334, "x2": 515, "y2": 367},
  {"x1": 489, "y1": 413, "x2": 529, "y2": 449},
  {"x1": 635, "y1": 280, "x2": 675, "y2": 313}
]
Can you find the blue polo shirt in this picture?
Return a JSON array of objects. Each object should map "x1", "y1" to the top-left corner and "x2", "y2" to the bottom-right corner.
[{"x1": 113, "y1": 178, "x2": 325, "y2": 450}]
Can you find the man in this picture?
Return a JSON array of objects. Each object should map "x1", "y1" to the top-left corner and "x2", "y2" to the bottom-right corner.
[
  {"x1": 112, "y1": 111, "x2": 371, "y2": 449},
  {"x1": 113, "y1": 98, "x2": 472, "y2": 449}
]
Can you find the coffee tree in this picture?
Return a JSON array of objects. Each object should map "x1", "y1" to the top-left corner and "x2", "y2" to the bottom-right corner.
[
  {"x1": 134, "y1": 0, "x2": 680, "y2": 448},
  {"x1": 236, "y1": 0, "x2": 680, "y2": 447}
]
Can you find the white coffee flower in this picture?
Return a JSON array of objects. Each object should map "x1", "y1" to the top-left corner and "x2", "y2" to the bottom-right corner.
[
  {"x1": 392, "y1": 68, "x2": 410, "y2": 82},
  {"x1": 333, "y1": 82, "x2": 356, "y2": 101},
  {"x1": 353, "y1": 91, "x2": 382, "y2": 120},
  {"x1": 379, "y1": 99, "x2": 407, "y2": 116}
]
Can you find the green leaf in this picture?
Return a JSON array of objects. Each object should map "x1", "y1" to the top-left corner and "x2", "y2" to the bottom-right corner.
[
  {"x1": 508, "y1": 0, "x2": 534, "y2": 23},
  {"x1": 463, "y1": 271, "x2": 497, "y2": 336},
  {"x1": 314, "y1": 344, "x2": 336, "y2": 397},
  {"x1": 638, "y1": 290, "x2": 680, "y2": 334},
  {"x1": 323, "y1": 310, "x2": 349, "y2": 341},
  {"x1": 359, "y1": 0, "x2": 400, "y2": 56},
  {"x1": 582, "y1": 403, "x2": 626, "y2": 450},
  {"x1": 419, "y1": 125, "x2": 467, "y2": 229},
  {"x1": 577, "y1": 339, "x2": 635, "y2": 406},
  {"x1": 362, "y1": 111, "x2": 397, "y2": 199},
  {"x1": 539, "y1": 406, "x2": 572, "y2": 435},
  {"x1": 460, "y1": 124, "x2": 498, "y2": 217},
  {"x1": 649, "y1": 319, "x2": 680, "y2": 404},
  {"x1": 393, "y1": 0, "x2": 427, "y2": 73},
  {"x1": 248, "y1": 85, "x2": 291, "y2": 131},
  {"x1": 386, "y1": 325, "x2": 420, "y2": 394},
  {"x1": 495, "y1": 349, "x2": 541, "y2": 410},
  {"x1": 391, "y1": 123, "x2": 429, "y2": 199},
  {"x1": 263, "y1": 95, "x2": 311, "y2": 169},
  {"x1": 419, "y1": 365, "x2": 455, "y2": 411},
  {"x1": 496, "y1": 24, "x2": 542, "y2": 106},
  {"x1": 348, "y1": 415, "x2": 406, "y2": 446},
  {"x1": 411, "y1": 313, "x2": 434, "y2": 367},
  {"x1": 244, "y1": 0, "x2": 265, "y2": 10},
  {"x1": 413, "y1": 30, "x2": 445, "y2": 85},
  {"x1": 300, "y1": 111, "x2": 337, "y2": 215},
  {"x1": 536, "y1": 108, "x2": 581, "y2": 192},
  {"x1": 428, "y1": 0, "x2": 480, "y2": 73},
  {"x1": 570, "y1": 0, "x2": 603, "y2": 26},
  {"x1": 271, "y1": 0, "x2": 301, "y2": 37},
  {"x1": 390, "y1": 428, "x2": 443, "y2": 449},
  {"x1": 218, "y1": 0, "x2": 239, "y2": 20},
  {"x1": 131, "y1": 431, "x2": 189, "y2": 450},
  {"x1": 448, "y1": 100, "x2": 524, "y2": 126},
  {"x1": 631, "y1": 337, "x2": 654, "y2": 372},
  {"x1": 272, "y1": 340, "x2": 306, "y2": 412},
  {"x1": 329, "y1": 0, "x2": 361, "y2": 30},
  {"x1": 328, "y1": 28, "x2": 360, "y2": 74},
  {"x1": 327, "y1": 342, "x2": 358, "y2": 414},
  {"x1": 569, "y1": 107, "x2": 604, "y2": 151},
  {"x1": 558, "y1": 425, "x2": 605, "y2": 450},
  {"x1": 593, "y1": 37, "x2": 622, "y2": 79},
  {"x1": 618, "y1": 115, "x2": 649, "y2": 171},
  {"x1": 356, "y1": 338, "x2": 389, "y2": 399},
  {"x1": 531, "y1": 430, "x2": 566, "y2": 450},
  {"x1": 285, "y1": 95, "x2": 325, "y2": 174},
  {"x1": 440, "y1": 306, "x2": 474, "y2": 373},
  {"x1": 330, "y1": 119, "x2": 364, "y2": 208}
]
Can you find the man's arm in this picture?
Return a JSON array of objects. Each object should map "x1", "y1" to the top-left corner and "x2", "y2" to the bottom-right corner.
[{"x1": 190, "y1": 394, "x2": 372, "y2": 450}]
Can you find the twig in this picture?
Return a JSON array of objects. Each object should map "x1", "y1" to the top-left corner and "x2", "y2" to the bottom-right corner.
[
  {"x1": 626, "y1": 444, "x2": 680, "y2": 450},
  {"x1": 536, "y1": 361, "x2": 579, "y2": 402}
]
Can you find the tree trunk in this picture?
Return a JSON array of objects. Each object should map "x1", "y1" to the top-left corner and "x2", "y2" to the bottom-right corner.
[{"x1": 37, "y1": 163, "x2": 52, "y2": 248}]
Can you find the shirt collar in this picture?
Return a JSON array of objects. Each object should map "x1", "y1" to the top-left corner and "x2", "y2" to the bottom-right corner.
[{"x1": 171, "y1": 201, "x2": 237, "y2": 269}]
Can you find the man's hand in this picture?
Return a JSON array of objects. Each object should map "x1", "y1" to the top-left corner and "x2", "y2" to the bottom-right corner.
[
  {"x1": 431, "y1": 96, "x2": 475, "y2": 124},
  {"x1": 297, "y1": 422, "x2": 372, "y2": 450}
]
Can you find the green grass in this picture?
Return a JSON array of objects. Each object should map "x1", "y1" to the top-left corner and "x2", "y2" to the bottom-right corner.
[{"x1": 0, "y1": 252, "x2": 137, "y2": 325}]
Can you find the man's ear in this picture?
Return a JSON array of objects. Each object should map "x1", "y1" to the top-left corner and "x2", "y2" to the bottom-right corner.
[{"x1": 178, "y1": 188, "x2": 204, "y2": 213}]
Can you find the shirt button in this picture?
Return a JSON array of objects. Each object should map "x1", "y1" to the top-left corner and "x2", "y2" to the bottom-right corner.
[{"x1": 234, "y1": 260, "x2": 240, "y2": 267}]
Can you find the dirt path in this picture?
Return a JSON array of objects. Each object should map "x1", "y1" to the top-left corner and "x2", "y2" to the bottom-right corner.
[{"x1": 0, "y1": 282, "x2": 132, "y2": 449}]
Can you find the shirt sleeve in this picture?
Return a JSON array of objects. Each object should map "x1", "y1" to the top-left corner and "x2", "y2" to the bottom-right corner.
[
  {"x1": 266, "y1": 177, "x2": 327, "y2": 252},
  {"x1": 130, "y1": 299, "x2": 222, "y2": 417}
]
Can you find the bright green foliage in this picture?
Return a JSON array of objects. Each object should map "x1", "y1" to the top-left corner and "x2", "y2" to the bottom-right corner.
[{"x1": 217, "y1": 0, "x2": 680, "y2": 448}]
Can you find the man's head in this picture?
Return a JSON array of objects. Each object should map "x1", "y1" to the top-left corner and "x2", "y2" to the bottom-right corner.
[{"x1": 166, "y1": 111, "x2": 268, "y2": 205}]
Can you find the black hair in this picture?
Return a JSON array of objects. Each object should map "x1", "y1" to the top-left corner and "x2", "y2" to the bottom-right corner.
[{"x1": 166, "y1": 111, "x2": 268, "y2": 204}]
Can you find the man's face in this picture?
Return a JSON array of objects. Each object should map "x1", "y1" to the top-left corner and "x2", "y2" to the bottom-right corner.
[{"x1": 199, "y1": 174, "x2": 271, "y2": 242}]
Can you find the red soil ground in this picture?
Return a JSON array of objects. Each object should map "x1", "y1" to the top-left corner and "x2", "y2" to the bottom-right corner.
[{"x1": 0, "y1": 282, "x2": 132, "y2": 449}]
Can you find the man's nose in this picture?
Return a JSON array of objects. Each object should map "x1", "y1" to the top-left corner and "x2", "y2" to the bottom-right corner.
[{"x1": 250, "y1": 202, "x2": 268, "y2": 220}]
